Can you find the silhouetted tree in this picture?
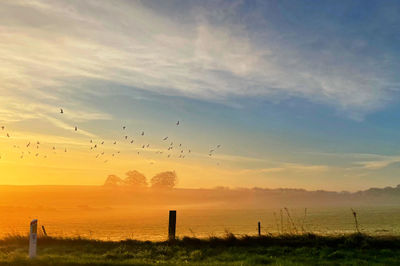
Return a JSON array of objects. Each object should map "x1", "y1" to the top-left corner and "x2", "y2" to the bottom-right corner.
[
  {"x1": 124, "y1": 170, "x2": 148, "y2": 188},
  {"x1": 104, "y1": 174, "x2": 123, "y2": 186},
  {"x1": 150, "y1": 171, "x2": 177, "y2": 189}
]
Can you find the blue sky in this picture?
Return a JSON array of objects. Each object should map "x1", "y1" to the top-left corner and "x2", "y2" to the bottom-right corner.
[{"x1": 0, "y1": 0, "x2": 399, "y2": 190}]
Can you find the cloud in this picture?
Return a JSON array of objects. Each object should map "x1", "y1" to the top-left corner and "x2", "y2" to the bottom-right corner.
[{"x1": 0, "y1": 0, "x2": 398, "y2": 121}]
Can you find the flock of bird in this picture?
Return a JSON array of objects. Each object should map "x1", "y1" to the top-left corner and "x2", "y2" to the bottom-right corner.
[{"x1": 0, "y1": 108, "x2": 222, "y2": 165}]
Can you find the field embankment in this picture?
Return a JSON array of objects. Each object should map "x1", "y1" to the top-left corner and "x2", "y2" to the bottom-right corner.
[{"x1": 1, "y1": 233, "x2": 400, "y2": 265}]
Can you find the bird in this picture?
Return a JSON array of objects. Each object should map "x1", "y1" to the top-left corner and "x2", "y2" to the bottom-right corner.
[
  {"x1": 130, "y1": 140, "x2": 134, "y2": 144},
  {"x1": 60, "y1": 108, "x2": 63, "y2": 114},
  {"x1": 26, "y1": 142, "x2": 30, "y2": 148},
  {"x1": 167, "y1": 154, "x2": 171, "y2": 158},
  {"x1": 1, "y1": 126, "x2": 4, "y2": 130},
  {"x1": 141, "y1": 131, "x2": 144, "y2": 136},
  {"x1": 64, "y1": 148, "x2": 67, "y2": 152},
  {"x1": 179, "y1": 144, "x2": 182, "y2": 147},
  {"x1": 6, "y1": 133, "x2": 10, "y2": 137},
  {"x1": 74, "y1": 126, "x2": 77, "y2": 131},
  {"x1": 94, "y1": 144, "x2": 97, "y2": 148},
  {"x1": 209, "y1": 149, "x2": 215, "y2": 153},
  {"x1": 146, "y1": 144, "x2": 149, "y2": 148},
  {"x1": 101, "y1": 141, "x2": 104, "y2": 145},
  {"x1": 142, "y1": 145, "x2": 145, "y2": 148},
  {"x1": 124, "y1": 136, "x2": 128, "y2": 140},
  {"x1": 52, "y1": 146, "x2": 56, "y2": 150},
  {"x1": 122, "y1": 126, "x2": 126, "y2": 130},
  {"x1": 113, "y1": 141, "x2": 117, "y2": 145},
  {"x1": 90, "y1": 140, "x2": 93, "y2": 143},
  {"x1": 188, "y1": 149, "x2": 191, "y2": 153},
  {"x1": 217, "y1": 144, "x2": 221, "y2": 148},
  {"x1": 36, "y1": 141, "x2": 40, "y2": 145},
  {"x1": 163, "y1": 137, "x2": 168, "y2": 141},
  {"x1": 176, "y1": 121, "x2": 180, "y2": 126}
]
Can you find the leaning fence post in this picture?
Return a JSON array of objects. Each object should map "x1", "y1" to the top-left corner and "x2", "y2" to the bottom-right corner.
[
  {"x1": 29, "y1": 219, "x2": 38, "y2": 258},
  {"x1": 42, "y1": 225, "x2": 47, "y2": 237},
  {"x1": 258, "y1": 221, "x2": 261, "y2": 236},
  {"x1": 168, "y1": 210, "x2": 176, "y2": 240}
]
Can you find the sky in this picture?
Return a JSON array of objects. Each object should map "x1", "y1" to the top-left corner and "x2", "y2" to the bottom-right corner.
[{"x1": 0, "y1": 0, "x2": 400, "y2": 191}]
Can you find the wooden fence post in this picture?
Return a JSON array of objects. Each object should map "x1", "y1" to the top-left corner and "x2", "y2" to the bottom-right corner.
[
  {"x1": 168, "y1": 210, "x2": 176, "y2": 240},
  {"x1": 29, "y1": 219, "x2": 37, "y2": 258},
  {"x1": 258, "y1": 221, "x2": 261, "y2": 236}
]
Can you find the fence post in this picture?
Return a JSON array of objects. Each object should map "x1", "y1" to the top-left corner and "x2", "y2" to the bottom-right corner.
[
  {"x1": 168, "y1": 210, "x2": 176, "y2": 240},
  {"x1": 29, "y1": 219, "x2": 38, "y2": 258},
  {"x1": 258, "y1": 221, "x2": 261, "y2": 237}
]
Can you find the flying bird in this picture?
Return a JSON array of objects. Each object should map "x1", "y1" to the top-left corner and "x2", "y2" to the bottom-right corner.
[
  {"x1": 122, "y1": 126, "x2": 126, "y2": 130},
  {"x1": 163, "y1": 137, "x2": 168, "y2": 141},
  {"x1": 141, "y1": 131, "x2": 144, "y2": 136},
  {"x1": 6, "y1": 133, "x2": 10, "y2": 137},
  {"x1": 124, "y1": 136, "x2": 128, "y2": 140},
  {"x1": 130, "y1": 140, "x2": 134, "y2": 144},
  {"x1": 176, "y1": 121, "x2": 180, "y2": 126},
  {"x1": 74, "y1": 126, "x2": 77, "y2": 131},
  {"x1": 1, "y1": 126, "x2": 4, "y2": 130},
  {"x1": 113, "y1": 141, "x2": 117, "y2": 144},
  {"x1": 217, "y1": 145, "x2": 221, "y2": 148},
  {"x1": 101, "y1": 141, "x2": 104, "y2": 144},
  {"x1": 60, "y1": 108, "x2": 63, "y2": 114}
]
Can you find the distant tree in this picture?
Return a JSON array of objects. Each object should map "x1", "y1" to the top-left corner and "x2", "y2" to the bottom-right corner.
[
  {"x1": 150, "y1": 171, "x2": 177, "y2": 189},
  {"x1": 104, "y1": 174, "x2": 123, "y2": 186},
  {"x1": 124, "y1": 170, "x2": 148, "y2": 188}
]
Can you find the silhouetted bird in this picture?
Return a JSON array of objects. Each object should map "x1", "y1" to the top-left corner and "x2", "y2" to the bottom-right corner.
[
  {"x1": 176, "y1": 121, "x2": 180, "y2": 126},
  {"x1": 141, "y1": 131, "x2": 144, "y2": 136},
  {"x1": 163, "y1": 137, "x2": 168, "y2": 140},
  {"x1": 74, "y1": 126, "x2": 77, "y2": 131},
  {"x1": 122, "y1": 126, "x2": 126, "y2": 130},
  {"x1": 60, "y1": 108, "x2": 63, "y2": 114}
]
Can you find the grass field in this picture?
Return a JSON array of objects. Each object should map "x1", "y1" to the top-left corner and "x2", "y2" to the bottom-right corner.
[{"x1": 1, "y1": 233, "x2": 400, "y2": 265}]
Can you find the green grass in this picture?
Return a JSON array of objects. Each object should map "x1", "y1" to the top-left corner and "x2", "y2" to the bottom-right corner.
[{"x1": 1, "y1": 233, "x2": 400, "y2": 265}]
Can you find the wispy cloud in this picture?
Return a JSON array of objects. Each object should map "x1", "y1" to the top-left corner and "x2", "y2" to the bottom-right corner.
[{"x1": 0, "y1": 0, "x2": 398, "y2": 121}]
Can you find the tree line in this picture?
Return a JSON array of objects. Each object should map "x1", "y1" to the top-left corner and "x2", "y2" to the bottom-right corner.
[{"x1": 104, "y1": 170, "x2": 177, "y2": 189}]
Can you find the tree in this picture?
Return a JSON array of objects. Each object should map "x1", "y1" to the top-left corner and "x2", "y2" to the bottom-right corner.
[
  {"x1": 150, "y1": 171, "x2": 177, "y2": 189},
  {"x1": 124, "y1": 170, "x2": 148, "y2": 188},
  {"x1": 104, "y1": 174, "x2": 123, "y2": 186}
]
